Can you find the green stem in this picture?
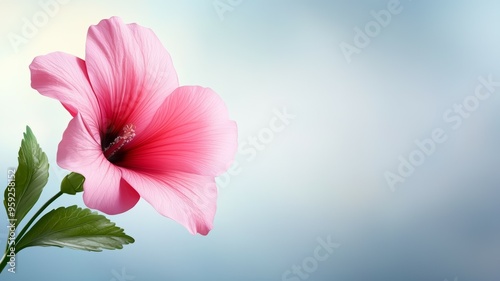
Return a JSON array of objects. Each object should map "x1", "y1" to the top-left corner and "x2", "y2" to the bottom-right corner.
[
  {"x1": 0, "y1": 252, "x2": 7, "y2": 274},
  {"x1": 15, "y1": 191, "x2": 63, "y2": 243},
  {"x1": 0, "y1": 191, "x2": 63, "y2": 273}
]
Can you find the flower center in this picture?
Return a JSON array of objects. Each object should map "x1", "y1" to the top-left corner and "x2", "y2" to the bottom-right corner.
[{"x1": 102, "y1": 124, "x2": 136, "y2": 162}]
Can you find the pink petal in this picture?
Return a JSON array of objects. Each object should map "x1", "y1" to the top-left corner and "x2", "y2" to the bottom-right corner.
[
  {"x1": 121, "y1": 169, "x2": 217, "y2": 235},
  {"x1": 29, "y1": 52, "x2": 100, "y2": 119},
  {"x1": 122, "y1": 86, "x2": 238, "y2": 176},
  {"x1": 85, "y1": 17, "x2": 179, "y2": 136},
  {"x1": 58, "y1": 114, "x2": 140, "y2": 214}
]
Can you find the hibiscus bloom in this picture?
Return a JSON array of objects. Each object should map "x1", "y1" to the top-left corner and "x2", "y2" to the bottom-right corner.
[{"x1": 29, "y1": 17, "x2": 237, "y2": 235}]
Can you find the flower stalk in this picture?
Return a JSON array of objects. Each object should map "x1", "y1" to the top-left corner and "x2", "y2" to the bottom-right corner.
[{"x1": 0, "y1": 191, "x2": 63, "y2": 273}]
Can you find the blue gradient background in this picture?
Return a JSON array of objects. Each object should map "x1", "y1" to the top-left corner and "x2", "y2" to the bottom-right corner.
[{"x1": 1, "y1": 0, "x2": 500, "y2": 280}]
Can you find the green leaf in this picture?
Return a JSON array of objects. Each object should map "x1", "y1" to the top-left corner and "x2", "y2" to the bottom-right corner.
[
  {"x1": 60, "y1": 172, "x2": 85, "y2": 195},
  {"x1": 16, "y1": 205, "x2": 134, "y2": 252},
  {"x1": 4, "y1": 126, "x2": 49, "y2": 224}
]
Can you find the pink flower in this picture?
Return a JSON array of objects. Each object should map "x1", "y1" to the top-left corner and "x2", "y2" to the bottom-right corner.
[{"x1": 29, "y1": 17, "x2": 237, "y2": 235}]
